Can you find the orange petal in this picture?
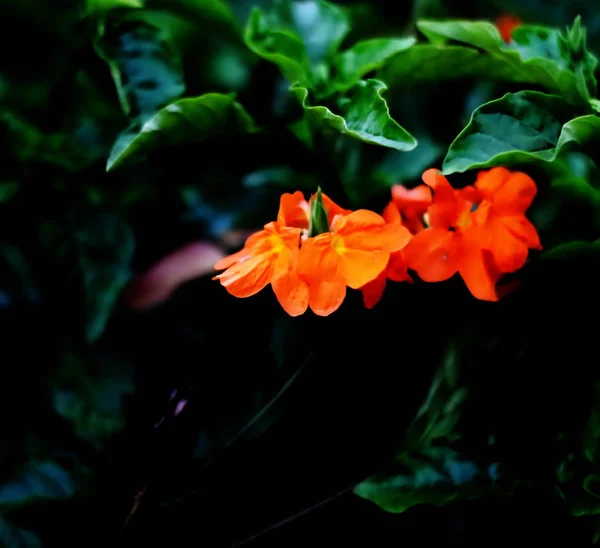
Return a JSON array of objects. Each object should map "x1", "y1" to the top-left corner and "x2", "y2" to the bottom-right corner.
[
  {"x1": 361, "y1": 272, "x2": 387, "y2": 309},
  {"x1": 335, "y1": 209, "x2": 385, "y2": 235},
  {"x1": 391, "y1": 184, "x2": 432, "y2": 219},
  {"x1": 213, "y1": 251, "x2": 276, "y2": 297},
  {"x1": 344, "y1": 223, "x2": 412, "y2": 254},
  {"x1": 382, "y1": 201, "x2": 402, "y2": 225},
  {"x1": 275, "y1": 225, "x2": 303, "y2": 251},
  {"x1": 379, "y1": 223, "x2": 412, "y2": 252},
  {"x1": 422, "y1": 169, "x2": 459, "y2": 229},
  {"x1": 244, "y1": 228, "x2": 278, "y2": 253},
  {"x1": 455, "y1": 185, "x2": 481, "y2": 204},
  {"x1": 404, "y1": 227, "x2": 460, "y2": 282},
  {"x1": 502, "y1": 215, "x2": 542, "y2": 250},
  {"x1": 458, "y1": 242, "x2": 500, "y2": 302},
  {"x1": 475, "y1": 167, "x2": 511, "y2": 197},
  {"x1": 214, "y1": 248, "x2": 251, "y2": 270},
  {"x1": 339, "y1": 248, "x2": 390, "y2": 289},
  {"x1": 277, "y1": 191, "x2": 310, "y2": 229},
  {"x1": 271, "y1": 269, "x2": 309, "y2": 317},
  {"x1": 474, "y1": 220, "x2": 529, "y2": 273},
  {"x1": 387, "y1": 250, "x2": 413, "y2": 283},
  {"x1": 308, "y1": 276, "x2": 346, "y2": 316},
  {"x1": 297, "y1": 233, "x2": 338, "y2": 282},
  {"x1": 336, "y1": 211, "x2": 411, "y2": 252},
  {"x1": 405, "y1": 217, "x2": 426, "y2": 234},
  {"x1": 492, "y1": 171, "x2": 537, "y2": 215}
]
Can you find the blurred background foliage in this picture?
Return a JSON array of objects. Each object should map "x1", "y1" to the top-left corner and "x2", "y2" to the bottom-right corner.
[{"x1": 2, "y1": 0, "x2": 600, "y2": 545}]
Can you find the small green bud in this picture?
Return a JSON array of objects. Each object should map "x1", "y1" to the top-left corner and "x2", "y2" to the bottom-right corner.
[{"x1": 308, "y1": 187, "x2": 330, "y2": 237}]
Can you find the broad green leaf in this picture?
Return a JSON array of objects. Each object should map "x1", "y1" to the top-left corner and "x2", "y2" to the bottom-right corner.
[
  {"x1": 442, "y1": 91, "x2": 600, "y2": 174},
  {"x1": 405, "y1": 340, "x2": 466, "y2": 448},
  {"x1": 538, "y1": 238, "x2": 600, "y2": 262},
  {"x1": 243, "y1": 0, "x2": 350, "y2": 87},
  {"x1": 244, "y1": 7, "x2": 311, "y2": 85},
  {"x1": 354, "y1": 446, "x2": 511, "y2": 513},
  {"x1": 0, "y1": 111, "x2": 105, "y2": 172},
  {"x1": 107, "y1": 93, "x2": 256, "y2": 171},
  {"x1": 555, "y1": 382, "x2": 600, "y2": 517},
  {"x1": 39, "y1": 211, "x2": 135, "y2": 342},
  {"x1": 86, "y1": 0, "x2": 143, "y2": 14},
  {"x1": 273, "y1": 0, "x2": 349, "y2": 64},
  {"x1": 146, "y1": 0, "x2": 238, "y2": 29},
  {"x1": 0, "y1": 517, "x2": 42, "y2": 547},
  {"x1": 380, "y1": 44, "x2": 515, "y2": 88},
  {"x1": 291, "y1": 79, "x2": 417, "y2": 152},
  {"x1": 96, "y1": 18, "x2": 185, "y2": 118},
  {"x1": 53, "y1": 350, "x2": 136, "y2": 446},
  {"x1": 408, "y1": 19, "x2": 598, "y2": 105},
  {"x1": 0, "y1": 461, "x2": 81, "y2": 512},
  {"x1": 328, "y1": 37, "x2": 416, "y2": 94}
]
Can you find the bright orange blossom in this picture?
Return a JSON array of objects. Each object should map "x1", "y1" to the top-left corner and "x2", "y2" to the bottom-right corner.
[
  {"x1": 277, "y1": 190, "x2": 351, "y2": 231},
  {"x1": 403, "y1": 168, "x2": 541, "y2": 301},
  {"x1": 495, "y1": 14, "x2": 521, "y2": 43},
  {"x1": 360, "y1": 201, "x2": 413, "y2": 309},
  {"x1": 391, "y1": 183, "x2": 432, "y2": 234},
  {"x1": 297, "y1": 208, "x2": 411, "y2": 315},
  {"x1": 214, "y1": 169, "x2": 541, "y2": 315},
  {"x1": 213, "y1": 221, "x2": 309, "y2": 316}
]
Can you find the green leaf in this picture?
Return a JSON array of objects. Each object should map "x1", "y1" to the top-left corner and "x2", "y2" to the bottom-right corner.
[
  {"x1": 442, "y1": 91, "x2": 600, "y2": 174},
  {"x1": 40, "y1": 211, "x2": 135, "y2": 342},
  {"x1": 243, "y1": 0, "x2": 350, "y2": 87},
  {"x1": 405, "y1": 340, "x2": 466, "y2": 448},
  {"x1": 0, "y1": 517, "x2": 42, "y2": 547},
  {"x1": 272, "y1": 0, "x2": 349, "y2": 65},
  {"x1": 291, "y1": 79, "x2": 417, "y2": 152},
  {"x1": 107, "y1": 93, "x2": 256, "y2": 171},
  {"x1": 53, "y1": 350, "x2": 136, "y2": 446},
  {"x1": 86, "y1": 0, "x2": 143, "y2": 15},
  {"x1": 244, "y1": 7, "x2": 311, "y2": 84},
  {"x1": 380, "y1": 44, "x2": 515, "y2": 88},
  {"x1": 538, "y1": 238, "x2": 600, "y2": 262},
  {"x1": 0, "y1": 110, "x2": 106, "y2": 172},
  {"x1": 328, "y1": 37, "x2": 416, "y2": 94},
  {"x1": 354, "y1": 446, "x2": 510, "y2": 513},
  {"x1": 0, "y1": 182, "x2": 20, "y2": 203},
  {"x1": 147, "y1": 0, "x2": 238, "y2": 30},
  {"x1": 0, "y1": 461, "x2": 81, "y2": 512},
  {"x1": 555, "y1": 382, "x2": 600, "y2": 517},
  {"x1": 394, "y1": 19, "x2": 599, "y2": 105},
  {"x1": 96, "y1": 18, "x2": 185, "y2": 119}
]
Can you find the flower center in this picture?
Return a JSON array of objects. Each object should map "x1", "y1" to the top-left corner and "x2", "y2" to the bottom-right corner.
[{"x1": 331, "y1": 235, "x2": 346, "y2": 253}]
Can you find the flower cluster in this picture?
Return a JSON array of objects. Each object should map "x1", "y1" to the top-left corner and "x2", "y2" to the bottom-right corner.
[{"x1": 214, "y1": 167, "x2": 541, "y2": 316}]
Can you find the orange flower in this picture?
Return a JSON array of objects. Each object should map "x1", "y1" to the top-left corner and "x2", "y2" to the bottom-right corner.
[
  {"x1": 472, "y1": 167, "x2": 542, "y2": 272},
  {"x1": 213, "y1": 221, "x2": 309, "y2": 316},
  {"x1": 391, "y1": 184, "x2": 432, "y2": 234},
  {"x1": 298, "y1": 209, "x2": 412, "y2": 316},
  {"x1": 277, "y1": 190, "x2": 351, "y2": 230},
  {"x1": 495, "y1": 14, "x2": 521, "y2": 43},
  {"x1": 404, "y1": 168, "x2": 541, "y2": 301},
  {"x1": 361, "y1": 201, "x2": 413, "y2": 309}
]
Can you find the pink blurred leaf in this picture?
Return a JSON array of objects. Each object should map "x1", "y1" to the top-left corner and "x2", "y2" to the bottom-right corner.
[{"x1": 124, "y1": 241, "x2": 225, "y2": 310}]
